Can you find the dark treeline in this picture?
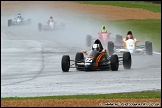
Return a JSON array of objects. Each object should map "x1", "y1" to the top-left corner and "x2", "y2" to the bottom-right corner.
[{"x1": 144, "y1": 1, "x2": 161, "y2": 4}]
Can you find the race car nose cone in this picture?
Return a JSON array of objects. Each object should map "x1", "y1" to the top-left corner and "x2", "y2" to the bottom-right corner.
[
  {"x1": 129, "y1": 49, "x2": 134, "y2": 53},
  {"x1": 84, "y1": 63, "x2": 92, "y2": 69},
  {"x1": 85, "y1": 65, "x2": 90, "y2": 68}
]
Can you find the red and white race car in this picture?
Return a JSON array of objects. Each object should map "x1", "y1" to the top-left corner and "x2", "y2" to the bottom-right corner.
[
  {"x1": 98, "y1": 31, "x2": 111, "y2": 45},
  {"x1": 86, "y1": 31, "x2": 115, "y2": 47}
]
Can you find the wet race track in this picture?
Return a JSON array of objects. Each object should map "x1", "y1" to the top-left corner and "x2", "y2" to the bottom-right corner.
[{"x1": 1, "y1": 11, "x2": 161, "y2": 97}]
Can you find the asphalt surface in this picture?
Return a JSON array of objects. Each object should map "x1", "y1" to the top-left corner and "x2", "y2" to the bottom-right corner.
[{"x1": 1, "y1": 14, "x2": 161, "y2": 97}]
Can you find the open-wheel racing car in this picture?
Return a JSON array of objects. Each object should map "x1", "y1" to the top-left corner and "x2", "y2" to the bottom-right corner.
[
  {"x1": 8, "y1": 14, "x2": 31, "y2": 27},
  {"x1": 86, "y1": 31, "x2": 115, "y2": 47},
  {"x1": 107, "y1": 34, "x2": 153, "y2": 55},
  {"x1": 98, "y1": 31, "x2": 112, "y2": 45},
  {"x1": 38, "y1": 21, "x2": 65, "y2": 32},
  {"x1": 61, "y1": 39, "x2": 132, "y2": 72}
]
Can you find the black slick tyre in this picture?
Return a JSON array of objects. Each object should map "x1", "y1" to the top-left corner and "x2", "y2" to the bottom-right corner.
[
  {"x1": 38, "y1": 23, "x2": 42, "y2": 32},
  {"x1": 75, "y1": 52, "x2": 84, "y2": 70},
  {"x1": 123, "y1": 52, "x2": 131, "y2": 69},
  {"x1": 110, "y1": 55, "x2": 119, "y2": 71},
  {"x1": 61, "y1": 55, "x2": 70, "y2": 72},
  {"x1": 108, "y1": 41, "x2": 114, "y2": 56}
]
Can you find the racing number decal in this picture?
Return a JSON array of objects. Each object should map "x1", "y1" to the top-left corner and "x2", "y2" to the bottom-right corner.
[{"x1": 85, "y1": 58, "x2": 93, "y2": 62}]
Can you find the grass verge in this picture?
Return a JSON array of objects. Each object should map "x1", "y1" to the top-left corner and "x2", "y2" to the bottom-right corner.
[
  {"x1": 1, "y1": 91, "x2": 161, "y2": 100},
  {"x1": 77, "y1": 1, "x2": 161, "y2": 12}
]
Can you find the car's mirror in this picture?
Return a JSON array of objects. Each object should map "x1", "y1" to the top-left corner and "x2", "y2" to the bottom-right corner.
[
  {"x1": 121, "y1": 40, "x2": 124, "y2": 42},
  {"x1": 82, "y1": 50, "x2": 87, "y2": 53},
  {"x1": 136, "y1": 40, "x2": 140, "y2": 42}
]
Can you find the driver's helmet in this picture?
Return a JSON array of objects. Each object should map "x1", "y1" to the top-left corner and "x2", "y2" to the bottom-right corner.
[
  {"x1": 50, "y1": 16, "x2": 53, "y2": 19},
  {"x1": 127, "y1": 34, "x2": 133, "y2": 39},
  {"x1": 92, "y1": 44, "x2": 100, "y2": 51},
  {"x1": 102, "y1": 25, "x2": 106, "y2": 30},
  {"x1": 101, "y1": 25, "x2": 107, "y2": 32},
  {"x1": 17, "y1": 13, "x2": 21, "y2": 18},
  {"x1": 126, "y1": 31, "x2": 133, "y2": 39},
  {"x1": 127, "y1": 31, "x2": 132, "y2": 35}
]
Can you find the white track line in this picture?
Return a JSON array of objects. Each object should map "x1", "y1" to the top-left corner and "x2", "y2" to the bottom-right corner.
[{"x1": 153, "y1": 52, "x2": 161, "y2": 54}]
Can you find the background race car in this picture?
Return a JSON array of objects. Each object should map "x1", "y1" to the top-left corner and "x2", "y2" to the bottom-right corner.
[
  {"x1": 86, "y1": 32, "x2": 116, "y2": 47},
  {"x1": 98, "y1": 31, "x2": 111, "y2": 45},
  {"x1": 86, "y1": 34, "x2": 122, "y2": 56},
  {"x1": 107, "y1": 35, "x2": 153, "y2": 55},
  {"x1": 38, "y1": 21, "x2": 65, "y2": 32},
  {"x1": 61, "y1": 39, "x2": 132, "y2": 72},
  {"x1": 8, "y1": 15, "x2": 31, "y2": 27}
]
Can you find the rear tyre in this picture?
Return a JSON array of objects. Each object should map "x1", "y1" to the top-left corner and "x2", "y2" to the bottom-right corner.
[
  {"x1": 61, "y1": 55, "x2": 70, "y2": 72},
  {"x1": 8, "y1": 19, "x2": 12, "y2": 27},
  {"x1": 38, "y1": 23, "x2": 42, "y2": 32},
  {"x1": 61, "y1": 22, "x2": 65, "y2": 29},
  {"x1": 27, "y1": 19, "x2": 31, "y2": 25},
  {"x1": 110, "y1": 55, "x2": 119, "y2": 71},
  {"x1": 145, "y1": 41, "x2": 153, "y2": 55},
  {"x1": 75, "y1": 52, "x2": 84, "y2": 70},
  {"x1": 123, "y1": 52, "x2": 131, "y2": 69},
  {"x1": 145, "y1": 41, "x2": 149, "y2": 54},
  {"x1": 86, "y1": 35, "x2": 92, "y2": 47},
  {"x1": 116, "y1": 34, "x2": 123, "y2": 46},
  {"x1": 108, "y1": 41, "x2": 114, "y2": 56}
]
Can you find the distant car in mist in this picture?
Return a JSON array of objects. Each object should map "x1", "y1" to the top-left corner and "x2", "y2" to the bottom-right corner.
[
  {"x1": 8, "y1": 13, "x2": 31, "y2": 27},
  {"x1": 38, "y1": 20, "x2": 65, "y2": 32}
]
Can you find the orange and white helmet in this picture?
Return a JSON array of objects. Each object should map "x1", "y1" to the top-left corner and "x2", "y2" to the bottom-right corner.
[
  {"x1": 126, "y1": 31, "x2": 133, "y2": 39},
  {"x1": 127, "y1": 34, "x2": 133, "y2": 39}
]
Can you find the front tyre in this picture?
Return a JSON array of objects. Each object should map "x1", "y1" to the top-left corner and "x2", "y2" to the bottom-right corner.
[
  {"x1": 123, "y1": 52, "x2": 131, "y2": 69},
  {"x1": 110, "y1": 55, "x2": 119, "y2": 71},
  {"x1": 38, "y1": 23, "x2": 42, "y2": 32},
  {"x1": 75, "y1": 52, "x2": 84, "y2": 70},
  {"x1": 8, "y1": 19, "x2": 12, "y2": 27},
  {"x1": 27, "y1": 19, "x2": 31, "y2": 25},
  {"x1": 61, "y1": 55, "x2": 70, "y2": 72},
  {"x1": 145, "y1": 41, "x2": 153, "y2": 55},
  {"x1": 61, "y1": 22, "x2": 65, "y2": 29},
  {"x1": 108, "y1": 41, "x2": 114, "y2": 56}
]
